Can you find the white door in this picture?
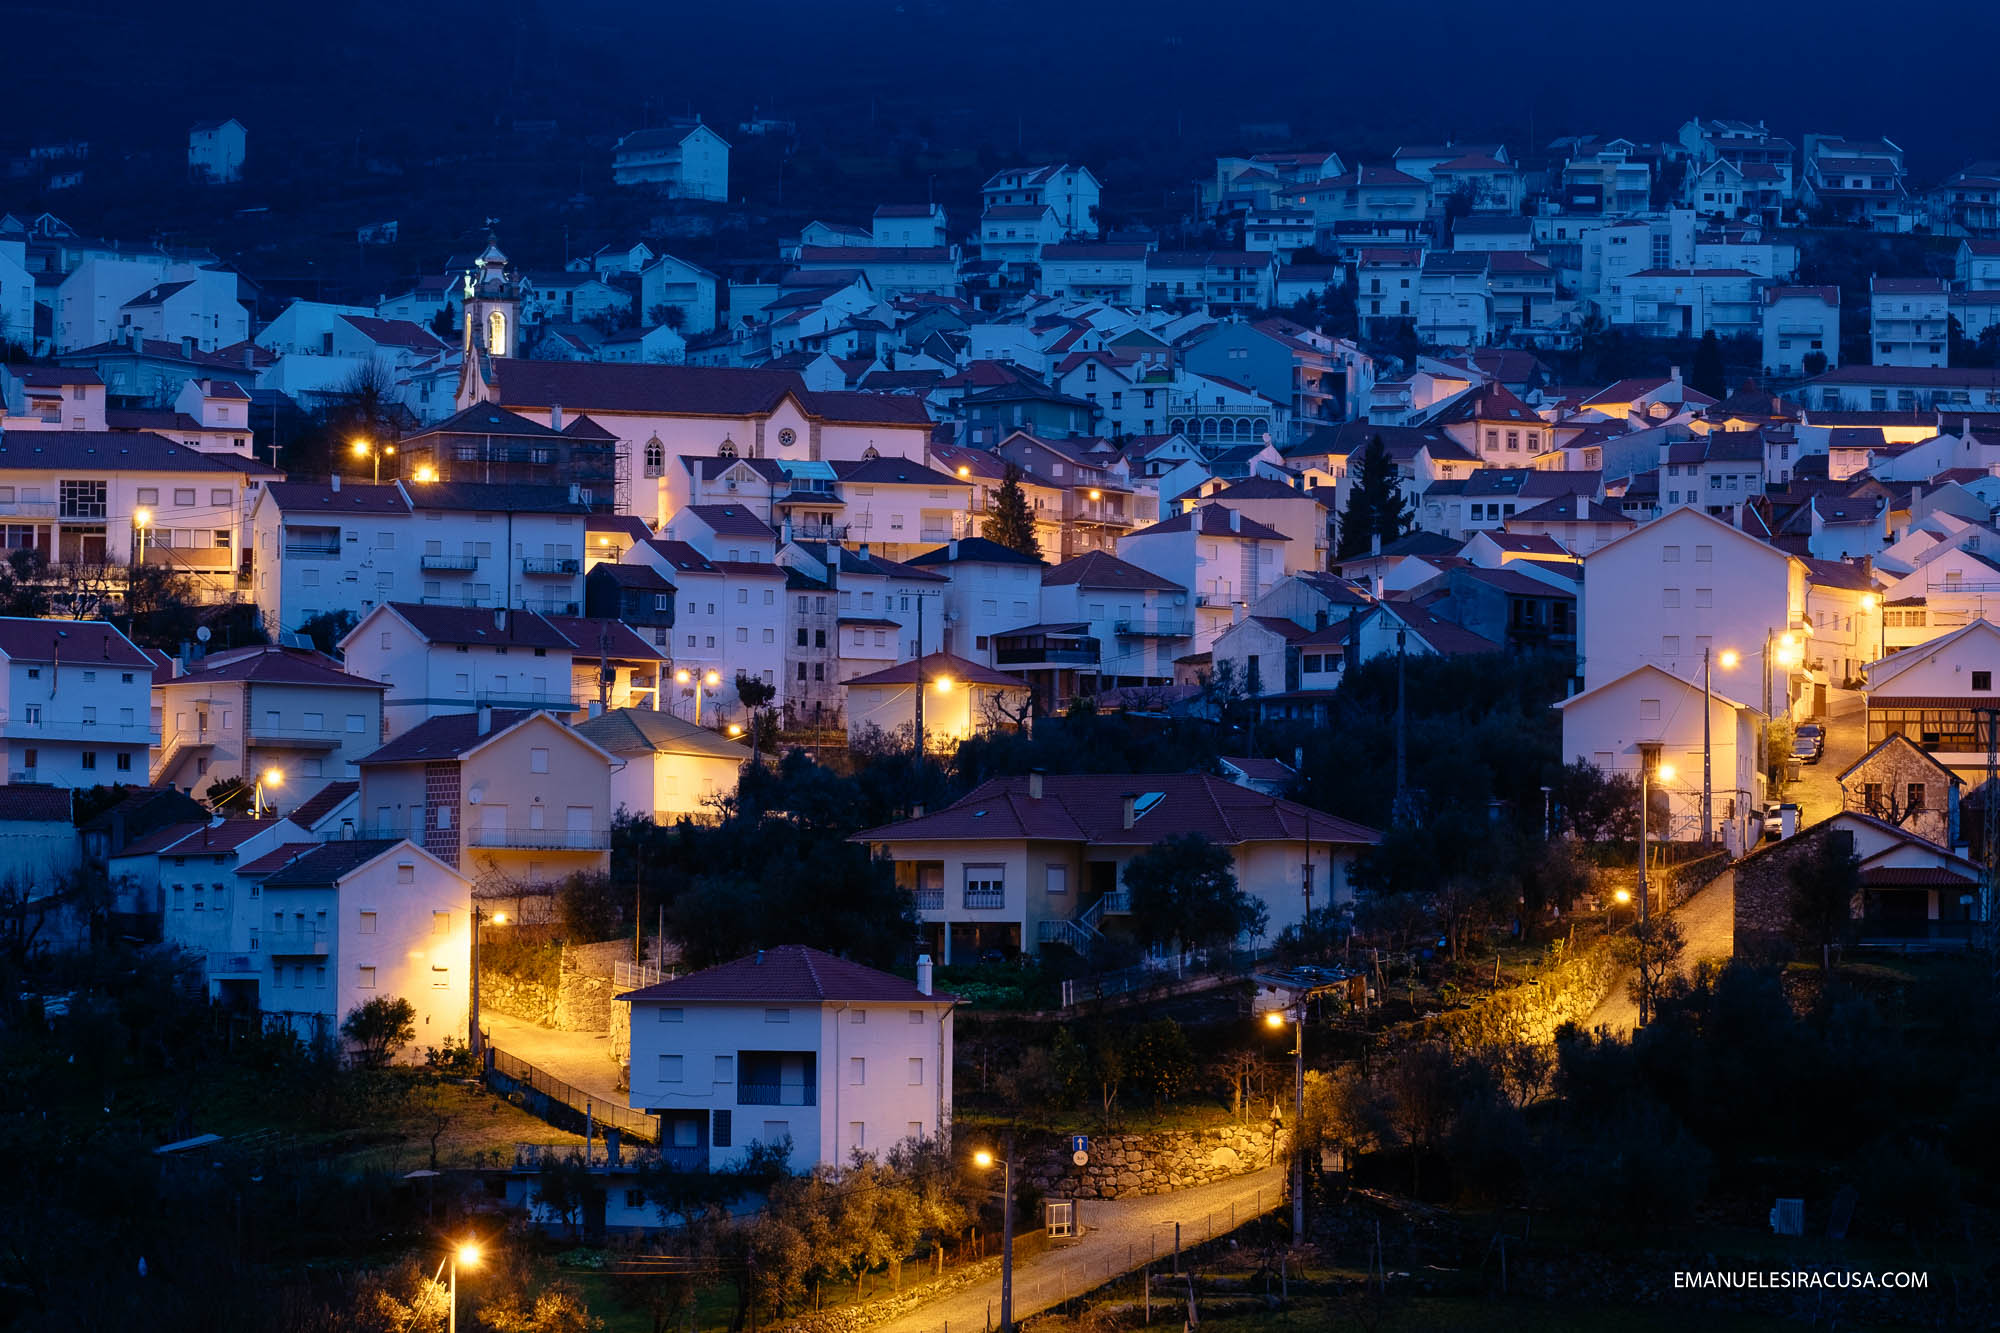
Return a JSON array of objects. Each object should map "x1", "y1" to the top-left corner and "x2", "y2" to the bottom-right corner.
[
  {"x1": 480, "y1": 804, "x2": 508, "y2": 847},
  {"x1": 565, "y1": 805, "x2": 592, "y2": 849}
]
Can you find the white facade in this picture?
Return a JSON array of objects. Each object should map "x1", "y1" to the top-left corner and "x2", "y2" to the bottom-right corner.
[
  {"x1": 623, "y1": 958, "x2": 955, "y2": 1171},
  {"x1": 188, "y1": 120, "x2": 246, "y2": 183},
  {"x1": 340, "y1": 604, "x2": 577, "y2": 740},
  {"x1": 1870, "y1": 278, "x2": 1949, "y2": 368},
  {"x1": 1762, "y1": 286, "x2": 1840, "y2": 377},
  {"x1": 0, "y1": 620, "x2": 154, "y2": 786}
]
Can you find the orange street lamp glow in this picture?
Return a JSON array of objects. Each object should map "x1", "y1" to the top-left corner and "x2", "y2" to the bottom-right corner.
[
  {"x1": 703, "y1": 670, "x2": 720, "y2": 687},
  {"x1": 1263, "y1": 1010, "x2": 1285, "y2": 1029},
  {"x1": 1656, "y1": 763, "x2": 1676, "y2": 784},
  {"x1": 1614, "y1": 888, "x2": 1632, "y2": 904},
  {"x1": 973, "y1": 1149, "x2": 994, "y2": 1169},
  {"x1": 934, "y1": 676, "x2": 954, "y2": 692},
  {"x1": 1718, "y1": 649, "x2": 1740, "y2": 669}
]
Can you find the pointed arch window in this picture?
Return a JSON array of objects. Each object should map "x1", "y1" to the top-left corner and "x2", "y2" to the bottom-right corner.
[{"x1": 643, "y1": 435, "x2": 665, "y2": 478}]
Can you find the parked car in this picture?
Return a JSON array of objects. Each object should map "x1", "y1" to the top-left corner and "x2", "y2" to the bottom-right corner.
[
  {"x1": 1762, "y1": 808, "x2": 1784, "y2": 841},
  {"x1": 1792, "y1": 723, "x2": 1825, "y2": 764}
]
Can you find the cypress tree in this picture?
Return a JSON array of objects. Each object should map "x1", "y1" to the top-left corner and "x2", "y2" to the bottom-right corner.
[
  {"x1": 982, "y1": 461, "x2": 1040, "y2": 557},
  {"x1": 1336, "y1": 434, "x2": 1411, "y2": 559}
]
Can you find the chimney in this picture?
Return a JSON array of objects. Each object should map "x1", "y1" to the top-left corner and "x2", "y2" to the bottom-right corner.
[
  {"x1": 1669, "y1": 365, "x2": 1682, "y2": 385},
  {"x1": 1369, "y1": 531, "x2": 1381, "y2": 558},
  {"x1": 1028, "y1": 768, "x2": 1044, "y2": 799},
  {"x1": 551, "y1": 401, "x2": 564, "y2": 430},
  {"x1": 476, "y1": 704, "x2": 493, "y2": 735},
  {"x1": 494, "y1": 607, "x2": 508, "y2": 633},
  {"x1": 241, "y1": 345, "x2": 255, "y2": 369},
  {"x1": 330, "y1": 474, "x2": 341, "y2": 492},
  {"x1": 916, "y1": 953, "x2": 934, "y2": 996},
  {"x1": 755, "y1": 949, "x2": 764, "y2": 965},
  {"x1": 948, "y1": 537, "x2": 959, "y2": 560},
  {"x1": 1121, "y1": 793, "x2": 1137, "y2": 829},
  {"x1": 587, "y1": 699, "x2": 604, "y2": 718},
  {"x1": 911, "y1": 803, "x2": 925, "y2": 818}
]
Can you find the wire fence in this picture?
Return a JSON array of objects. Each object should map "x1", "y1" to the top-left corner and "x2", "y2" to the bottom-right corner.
[
  {"x1": 901, "y1": 1176, "x2": 1285, "y2": 1333},
  {"x1": 487, "y1": 1046, "x2": 660, "y2": 1145},
  {"x1": 1059, "y1": 946, "x2": 1269, "y2": 1009}
]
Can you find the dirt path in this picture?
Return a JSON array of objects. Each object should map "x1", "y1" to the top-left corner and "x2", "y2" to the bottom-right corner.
[{"x1": 482, "y1": 1009, "x2": 627, "y2": 1109}]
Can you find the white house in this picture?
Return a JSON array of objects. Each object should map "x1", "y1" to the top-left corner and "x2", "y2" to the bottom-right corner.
[
  {"x1": 1118, "y1": 504, "x2": 1290, "y2": 652},
  {"x1": 573, "y1": 706, "x2": 746, "y2": 824},
  {"x1": 856, "y1": 772, "x2": 1381, "y2": 962},
  {"x1": 152, "y1": 643, "x2": 386, "y2": 793},
  {"x1": 981, "y1": 164, "x2": 1101, "y2": 237},
  {"x1": 1554, "y1": 663, "x2": 1766, "y2": 852},
  {"x1": 1762, "y1": 286, "x2": 1840, "y2": 377},
  {"x1": 0, "y1": 619, "x2": 154, "y2": 786},
  {"x1": 1578, "y1": 506, "x2": 1809, "y2": 719},
  {"x1": 639, "y1": 254, "x2": 722, "y2": 335},
  {"x1": 218, "y1": 838, "x2": 473, "y2": 1058},
  {"x1": 612, "y1": 123, "x2": 730, "y2": 200},
  {"x1": 188, "y1": 119, "x2": 246, "y2": 184},
  {"x1": 620, "y1": 946, "x2": 955, "y2": 1170},
  {"x1": 1870, "y1": 277, "x2": 1949, "y2": 368},
  {"x1": 1861, "y1": 619, "x2": 2000, "y2": 784},
  {"x1": 339, "y1": 603, "x2": 578, "y2": 740}
]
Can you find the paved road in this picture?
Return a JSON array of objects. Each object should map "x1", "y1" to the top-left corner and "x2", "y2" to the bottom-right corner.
[
  {"x1": 483, "y1": 1009, "x2": 628, "y2": 1110},
  {"x1": 1782, "y1": 687, "x2": 1867, "y2": 828},
  {"x1": 1585, "y1": 870, "x2": 1736, "y2": 1035},
  {"x1": 874, "y1": 1165, "x2": 1286, "y2": 1333}
]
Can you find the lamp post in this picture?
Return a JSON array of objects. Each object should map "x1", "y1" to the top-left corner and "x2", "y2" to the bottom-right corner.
[
  {"x1": 133, "y1": 507, "x2": 152, "y2": 567},
  {"x1": 675, "y1": 668, "x2": 721, "y2": 726},
  {"x1": 449, "y1": 1241, "x2": 480, "y2": 1333},
  {"x1": 1265, "y1": 1006, "x2": 1306, "y2": 1243},
  {"x1": 973, "y1": 1143, "x2": 1015, "y2": 1332},
  {"x1": 252, "y1": 767, "x2": 283, "y2": 819},
  {"x1": 1704, "y1": 648, "x2": 1742, "y2": 846},
  {"x1": 469, "y1": 906, "x2": 485, "y2": 1059},
  {"x1": 1861, "y1": 592, "x2": 1884, "y2": 662},
  {"x1": 352, "y1": 437, "x2": 396, "y2": 484},
  {"x1": 1637, "y1": 757, "x2": 1674, "y2": 1027}
]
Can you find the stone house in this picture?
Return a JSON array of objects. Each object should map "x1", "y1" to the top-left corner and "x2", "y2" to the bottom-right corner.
[
  {"x1": 1837, "y1": 733, "x2": 1963, "y2": 851},
  {"x1": 1732, "y1": 810, "x2": 1982, "y2": 957}
]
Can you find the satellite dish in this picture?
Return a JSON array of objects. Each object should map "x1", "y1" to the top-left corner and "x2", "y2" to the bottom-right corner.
[
  {"x1": 467, "y1": 785, "x2": 484, "y2": 805},
  {"x1": 195, "y1": 627, "x2": 211, "y2": 643}
]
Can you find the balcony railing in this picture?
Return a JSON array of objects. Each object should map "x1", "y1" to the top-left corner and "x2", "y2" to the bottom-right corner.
[
  {"x1": 422, "y1": 553, "x2": 481, "y2": 572},
  {"x1": 0, "y1": 501, "x2": 57, "y2": 518},
  {"x1": 963, "y1": 887, "x2": 1006, "y2": 910},
  {"x1": 245, "y1": 725, "x2": 346, "y2": 749},
  {"x1": 737, "y1": 1081, "x2": 815, "y2": 1107},
  {"x1": 143, "y1": 545, "x2": 236, "y2": 570},
  {"x1": 995, "y1": 645, "x2": 1098, "y2": 667},
  {"x1": 264, "y1": 927, "x2": 328, "y2": 955},
  {"x1": 209, "y1": 952, "x2": 260, "y2": 976},
  {"x1": 521, "y1": 557, "x2": 581, "y2": 576},
  {"x1": 657, "y1": 1145, "x2": 709, "y2": 1171},
  {"x1": 914, "y1": 887, "x2": 944, "y2": 912},
  {"x1": 283, "y1": 544, "x2": 341, "y2": 560},
  {"x1": 1114, "y1": 620, "x2": 1194, "y2": 638},
  {"x1": 0, "y1": 715, "x2": 152, "y2": 744},
  {"x1": 1097, "y1": 889, "x2": 1132, "y2": 915},
  {"x1": 465, "y1": 826, "x2": 610, "y2": 851}
]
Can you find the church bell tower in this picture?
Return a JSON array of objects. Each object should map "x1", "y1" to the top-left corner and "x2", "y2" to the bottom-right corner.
[{"x1": 462, "y1": 238, "x2": 520, "y2": 360}]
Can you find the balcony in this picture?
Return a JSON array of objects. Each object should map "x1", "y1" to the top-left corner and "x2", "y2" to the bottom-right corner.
[
  {"x1": 0, "y1": 500, "x2": 57, "y2": 517},
  {"x1": 465, "y1": 826, "x2": 610, "y2": 851},
  {"x1": 1114, "y1": 620, "x2": 1194, "y2": 638},
  {"x1": 914, "y1": 887, "x2": 944, "y2": 913},
  {"x1": 995, "y1": 644, "x2": 1099, "y2": 666},
  {"x1": 963, "y1": 886, "x2": 1006, "y2": 910},
  {"x1": 209, "y1": 952, "x2": 261, "y2": 976},
  {"x1": 0, "y1": 714, "x2": 152, "y2": 745},
  {"x1": 245, "y1": 725, "x2": 346, "y2": 750},
  {"x1": 265, "y1": 927, "x2": 328, "y2": 956},
  {"x1": 775, "y1": 484, "x2": 843, "y2": 506},
  {"x1": 737, "y1": 1081, "x2": 815, "y2": 1107},
  {"x1": 144, "y1": 545, "x2": 234, "y2": 571},
  {"x1": 422, "y1": 553, "x2": 481, "y2": 572},
  {"x1": 521, "y1": 557, "x2": 581, "y2": 576},
  {"x1": 657, "y1": 1145, "x2": 709, "y2": 1171},
  {"x1": 282, "y1": 543, "x2": 341, "y2": 560}
]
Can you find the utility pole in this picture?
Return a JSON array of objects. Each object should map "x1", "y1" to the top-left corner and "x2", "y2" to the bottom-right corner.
[
  {"x1": 1702, "y1": 646, "x2": 1713, "y2": 845},
  {"x1": 1983, "y1": 707, "x2": 1999, "y2": 949},
  {"x1": 1392, "y1": 626, "x2": 1411, "y2": 825},
  {"x1": 913, "y1": 595, "x2": 925, "y2": 761},
  {"x1": 469, "y1": 906, "x2": 484, "y2": 1059}
]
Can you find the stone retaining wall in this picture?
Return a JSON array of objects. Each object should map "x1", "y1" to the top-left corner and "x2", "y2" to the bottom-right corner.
[
  {"x1": 772, "y1": 1254, "x2": 1003, "y2": 1333},
  {"x1": 1022, "y1": 1124, "x2": 1281, "y2": 1200}
]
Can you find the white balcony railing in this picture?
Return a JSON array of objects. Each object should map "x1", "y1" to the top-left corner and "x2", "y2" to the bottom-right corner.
[{"x1": 464, "y1": 826, "x2": 610, "y2": 851}]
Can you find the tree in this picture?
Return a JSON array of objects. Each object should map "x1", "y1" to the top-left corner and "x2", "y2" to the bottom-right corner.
[
  {"x1": 1122, "y1": 831, "x2": 1268, "y2": 951},
  {"x1": 205, "y1": 774, "x2": 253, "y2": 815},
  {"x1": 1787, "y1": 834, "x2": 1861, "y2": 969},
  {"x1": 1336, "y1": 434, "x2": 1410, "y2": 559},
  {"x1": 119, "y1": 563, "x2": 202, "y2": 649},
  {"x1": 341, "y1": 995, "x2": 417, "y2": 1068},
  {"x1": 980, "y1": 462, "x2": 1039, "y2": 557},
  {"x1": 735, "y1": 674, "x2": 777, "y2": 766},
  {"x1": 1802, "y1": 350, "x2": 1829, "y2": 377},
  {"x1": 1616, "y1": 915, "x2": 1686, "y2": 1028},
  {"x1": 1127, "y1": 1018, "x2": 1195, "y2": 1106},
  {"x1": 299, "y1": 608, "x2": 359, "y2": 655},
  {"x1": 555, "y1": 870, "x2": 622, "y2": 942},
  {"x1": 480, "y1": 1283, "x2": 604, "y2": 1333},
  {"x1": 1690, "y1": 329, "x2": 1726, "y2": 401}
]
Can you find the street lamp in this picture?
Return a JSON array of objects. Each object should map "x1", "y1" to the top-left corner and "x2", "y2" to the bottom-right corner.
[
  {"x1": 972, "y1": 1145, "x2": 1015, "y2": 1332},
  {"x1": 132, "y1": 507, "x2": 152, "y2": 566},
  {"x1": 252, "y1": 767, "x2": 283, "y2": 819},
  {"x1": 1263, "y1": 1006, "x2": 1305, "y2": 1243},
  {"x1": 352, "y1": 437, "x2": 396, "y2": 483},
  {"x1": 449, "y1": 1241, "x2": 481, "y2": 1333},
  {"x1": 413, "y1": 463, "x2": 439, "y2": 484},
  {"x1": 1636, "y1": 758, "x2": 1674, "y2": 1027},
  {"x1": 1861, "y1": 592, "x2": 1884, "y2": 662},
  {"x1": 675, "y1": 668, "x2": 722, "y2": 726}
]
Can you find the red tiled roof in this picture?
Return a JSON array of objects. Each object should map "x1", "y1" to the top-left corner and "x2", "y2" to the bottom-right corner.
[
  {"x1": 0, "y1": 618, "x2": 151, "y2": 668},
  {"x1": 1041, "y1": 550, "x2": 1183, "y2": 591},
  {"x1": 356, "y1": 710, "x2": 547, "y2": 765},
  {"x1": 377, "y1": 603, "x2": 574, "y2": 649},
  {"x1": 235, "y1": 842, "x2": 322, "y2": 877},
  {"x1": 263, "y1": 481, "x2": 410, "y2": 515},
  {"x1": 1128, "y1": 504, "x2": 1290, "y2": 543},
  {"x1": 0, "y1": 784, "x2": 72, "y2": 824},
  {"x1": 856, "y1": 773, "x2": 1381, "y2": 847},
  {"x1": 682, "y1": 504, "x2": 779, "y2": 540},
  {"x1": 287, "y1": 780, "x2": 360, "y2": 829},
  {"x1": 170, "y1": 645, "x2": 384, "y2": 690},
  {"x1": 619, "y1": 945, "x2": 949, "y2": 1004}
]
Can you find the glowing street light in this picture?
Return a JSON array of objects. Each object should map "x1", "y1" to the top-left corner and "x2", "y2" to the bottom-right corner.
[
  {"x1": 132, "y1": 506, "x2": 153, "y2": 566},
  {"x1": 971, "y1": 1145, "x2": 1015, "y2": 1331},
  {"x1": 413, "y1": 463, "x2": 439, "y2": 484},
  {"x1": 933, "y1": 675, "x2": 954, "y2": 693},
  {"x1": 252, "y1": 767, "x2": 284, "y2": 819},
  {"x1": 352, "y1": 437, "x2": 396, "y2": 483},
  {"x1": 675, "y1": 668, "x2": 723, "y2": 726},
  {"x1": 448, "y1": 1241, "x2": 481, "y2": 1333}
]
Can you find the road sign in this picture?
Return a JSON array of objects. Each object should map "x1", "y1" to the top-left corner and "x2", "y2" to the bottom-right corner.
[
  {"x1": 1069, "y1": 1134, "x2": 1089, "y2": 1154},
  {"x1": 1072, "y1": 1150, "x2": 1089, "y2": 1166}
]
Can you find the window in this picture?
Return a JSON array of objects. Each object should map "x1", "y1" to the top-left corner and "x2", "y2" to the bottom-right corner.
[
  {"x1": 909, "y1": 1009, "x2": 925, "y2": 1025},
  {"x1": 1976, "y1": 671, "x2": 1993, "y2": 692},
  {"x1": 1639, "y1": 698, "x2": 1662, "y2": 721},
  {"x1": 358, "y1": 966, "x2": 376, "y2": 989},
  {"x1": 81, "y1": 752, "x2": 96, "y2": 771},
  {"x1": 908, "y1": 1057, "x2": 924, "y2": 1086},
  {"x1": 1045, "y1": 864, "x2": 1067, "y2": 894},
  {"x1": 850, "y1": 1122, "x2": 866, "y2": 1148},
  {"x1": 1694, "y1": 588, "x2": 1713, "y2": 608},
  {"x1": 850, "y1": 1057, "x2": 866, "y2": 1086},
  {"x1": 1662, "y1": 545, "x2": 1681, "y2": 562},
  {"x1": 1662, "y1": 588, "x2": 1680, "y2": 608},
  {"x1": 714, "y1": 1054, "x2": 734, "y2": 1082},
  {"x1": 659, "y1": 1055, "x2": 684, "y2": 1082},
  {"x1": 657, "y1": 1007, "x2": 683, "y2": 1022},
  {"x1": 432, "y1": 911, "x2": 450, "y2": 936},
  {"x1": 529, "y1": 747, "x2": 550, "y2": 773},
  {"x1": 359, "y1": 911, "x2": 377, "y2": 934},
  {"x1": 1908, "y1": 783, "x2": 1927, "y2": 811},
  {"x1": 712, "y1": 1109, "x2": 732, "y2": 1148}
]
